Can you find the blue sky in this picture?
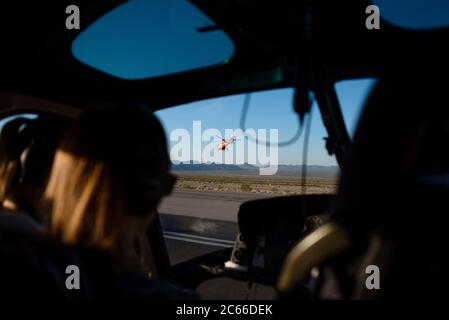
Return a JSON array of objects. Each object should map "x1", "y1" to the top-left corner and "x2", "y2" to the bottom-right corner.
[
  {"x1": 156, "y1": 78, "x2": 377, "y2": 166},
  {"x1": 69, "y1": 0, "x2": 449, "y2": 165},
  {"x1": 372, "y1": 0, "x2": 449, "y2": 30},
  {"x1": 72, "y1": 0, "x2": 234, "y2": 80},
  {"x1": 71, "y1": 0, "x2": 449, "y2": 80}
]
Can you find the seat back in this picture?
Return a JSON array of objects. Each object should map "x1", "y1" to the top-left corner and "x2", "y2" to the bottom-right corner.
[{"x1": 323, "y1": 66, "x2": 449, "y2": 299}]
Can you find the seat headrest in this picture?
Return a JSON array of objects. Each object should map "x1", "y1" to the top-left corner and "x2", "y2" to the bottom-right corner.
[{"x1": 334, "y1": 67, "x2": 449, "y2": 237}]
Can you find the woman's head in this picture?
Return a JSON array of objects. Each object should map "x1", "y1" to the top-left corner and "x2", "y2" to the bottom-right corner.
[
  {"x1": 0, "y1": 115, "x2": 64, "y2": 220},
  {"x1": 43, "y1": 107, "x2": 174, "y2": 253},
  {"x1": 0, "y1": 117, "x2": 30, "y2": 205}
]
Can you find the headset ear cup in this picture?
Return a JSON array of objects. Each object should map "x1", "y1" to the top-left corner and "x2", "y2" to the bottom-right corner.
[
  {"x1": 125, "y1": 174, "x2": 163, "y2": 216},
  {"x1": 125, "y1": 187, "x2": 158, "y2": 216}
]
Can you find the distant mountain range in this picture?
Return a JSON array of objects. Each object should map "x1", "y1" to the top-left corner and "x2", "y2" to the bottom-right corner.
[{"x1": 171, "y1": 162, "x2": 339, "y2": 178}]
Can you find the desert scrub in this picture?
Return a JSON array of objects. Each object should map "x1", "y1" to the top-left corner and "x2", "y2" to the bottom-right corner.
[{"x1": 240, "y1": 183, "x2": 252, "y2": 192}]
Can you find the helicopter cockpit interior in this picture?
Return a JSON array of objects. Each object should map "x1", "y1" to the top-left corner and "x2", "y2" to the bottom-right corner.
[{"x1": 0, "y1": 0, "x2": 448, "y2": 304}]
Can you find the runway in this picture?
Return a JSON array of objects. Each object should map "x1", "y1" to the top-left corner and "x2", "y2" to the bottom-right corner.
[
  {"x1": 158, "y1": 190, "x2": 274, "y2": 264},
  {"x1": 158, "y1": 189, "x2": 273, "y2": 222}
]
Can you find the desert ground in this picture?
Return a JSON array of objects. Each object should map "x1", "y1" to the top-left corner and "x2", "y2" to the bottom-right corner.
[{"x1": 173, "y1": 172, "x2": 337, "y2": 195}]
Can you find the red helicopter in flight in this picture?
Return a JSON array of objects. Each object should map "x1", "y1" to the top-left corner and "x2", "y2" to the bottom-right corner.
[{"x1": 216, "y1": 135, "x2": 238, "y2": 151}]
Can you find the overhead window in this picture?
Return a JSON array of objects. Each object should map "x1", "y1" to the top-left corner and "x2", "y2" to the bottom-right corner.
[
  {"x1": 372, "y1": 0, "x2": 449, "y2": 30},
  {"x1": 71, "y1": 0, "x2": 234, "y2": 80}
]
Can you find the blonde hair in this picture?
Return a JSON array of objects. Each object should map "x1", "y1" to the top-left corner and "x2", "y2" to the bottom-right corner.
[
  {"x1": 45, "y1": 150, "x2": 122, "y2": 249},
  {"x1": 43, "y1": 108, "x2": 171, "y2": 260},
  {"x1": 0, "y1": 158, "x2": 18, "y2": 204}
]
